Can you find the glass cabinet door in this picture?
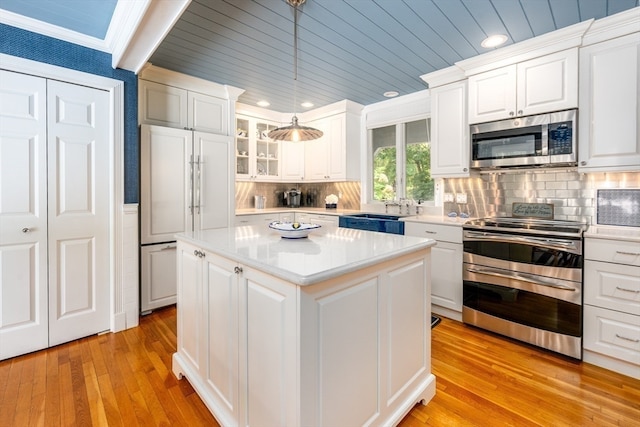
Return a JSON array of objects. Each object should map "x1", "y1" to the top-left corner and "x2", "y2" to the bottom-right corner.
[
  {"x1": 255, "y1": 121, "x2": 280, "y2": 180},
  {"x1": 236, "y1": 117, "x2": 250, "y2": 178}
]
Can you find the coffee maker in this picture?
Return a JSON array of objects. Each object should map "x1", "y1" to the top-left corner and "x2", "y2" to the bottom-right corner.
[{"x1": 284, "y1": 188, "x2": 301, "y2": 208}]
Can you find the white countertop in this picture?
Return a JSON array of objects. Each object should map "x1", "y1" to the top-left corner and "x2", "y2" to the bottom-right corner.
[
  {"x1": 585, "y1": 224, "x2": 640, "y2": 243},
  {"x1": 235, "y1": 207, "x2": 361, "y2": 216},
  {"x1": 177, "y1": 225, "x2": 436, "y2": 286},
  {"x1": 236, "y1": 207, "x2": 474, "y2": 226}
]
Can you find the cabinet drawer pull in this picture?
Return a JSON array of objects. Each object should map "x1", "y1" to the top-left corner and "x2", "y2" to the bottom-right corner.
[
  {"x1": 616, "y1": 286, "x2": 640, "y2": 293},
  {"x1": 615, "y1": 334, "x2": 640, "y2": 343},
  {"x1": 424, "y1": 231, "x2": 437, "y2": 234},
  {"x1": 616, "y1": 251, "x2": 640, "y2": 256}
]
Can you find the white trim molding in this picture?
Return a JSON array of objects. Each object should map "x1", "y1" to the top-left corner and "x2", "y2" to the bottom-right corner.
[{"x1": 0, "y1": 53, "x2": 133, "y2": 333}]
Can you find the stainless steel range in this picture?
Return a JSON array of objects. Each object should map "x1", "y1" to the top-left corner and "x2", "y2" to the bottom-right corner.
[{"x1": 462, "y1": 217, "x2": 588, "y2": 359}]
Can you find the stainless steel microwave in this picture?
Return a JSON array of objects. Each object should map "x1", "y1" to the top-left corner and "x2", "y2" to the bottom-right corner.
[{"x1": 470, "y1": 109, "x2": 577, "y2": 169}]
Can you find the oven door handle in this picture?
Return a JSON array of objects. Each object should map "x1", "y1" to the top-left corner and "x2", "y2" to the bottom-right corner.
[
  {"x1": 466, "y1": 266, "x2": 577, "y2": 291},
  {"x1": 464, "y1": 231, "x2": 580, "y2": 253}
]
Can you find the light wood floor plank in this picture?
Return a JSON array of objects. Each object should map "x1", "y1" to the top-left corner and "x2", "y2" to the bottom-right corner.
[{"x1": 1, "y1": 306, "x2": 638, "y2": 426}]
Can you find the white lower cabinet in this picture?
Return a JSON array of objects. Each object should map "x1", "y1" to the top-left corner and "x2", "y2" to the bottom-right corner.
[
  {"x1": 583, "y1": 237, "x2": 640, "y2": 379},
  {"x1": 405, "y1": 222, "x2": 463, "y2": 321},
  {"x1": 140, "y1": 243, "x2": 178, "y2": 313},
  {"x1": 173, "y1": 239, "x2": 434, "y2": 426},
  {"x1": 294, "y1": 212, "x2": 339, "y2": 228},
  {"x1": 235, "y1": 212, "x2": 283, "y2": 226}
]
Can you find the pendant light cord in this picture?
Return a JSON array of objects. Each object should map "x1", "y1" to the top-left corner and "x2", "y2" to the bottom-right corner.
[{"x1": 293, "y1": 3, "x2": 298, "y2": 117}]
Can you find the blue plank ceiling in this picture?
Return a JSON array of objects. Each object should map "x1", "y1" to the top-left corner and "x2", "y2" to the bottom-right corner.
[{"x1": 1, "y1": 0, "x2": 638, "y2": 112}]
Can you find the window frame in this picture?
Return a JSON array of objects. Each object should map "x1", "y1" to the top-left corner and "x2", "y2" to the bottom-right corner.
[{"x1": 367, "y1": 116, "x2": 434, "y2": 206}]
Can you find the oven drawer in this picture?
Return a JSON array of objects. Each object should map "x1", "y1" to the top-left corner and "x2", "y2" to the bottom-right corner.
[
  {"x1": 583, "y1": 305, "x2": 640, "y2": 366},
  {"x1": 584, "y1": 260, "x2": 640, "y2": 315},
  {"x1": 585, "y1": 238, "x2": 640, "y2": 266},
  {"x1": 464, "y1": 263, "x2": 581, "y2": 304}
]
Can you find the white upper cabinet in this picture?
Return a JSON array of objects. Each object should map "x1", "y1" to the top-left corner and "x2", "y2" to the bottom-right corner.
[
  {"x1": 281, "y1": 140, "x2": 305, "y2": 181},
  {"x1": 468, "y1": 49, "x2": 578, "y2": 124},
  {"x1": 430, "y1": 80, "x2": 470, "y2": 178},
  {"x1": 578, "y1": 32, "x2": 640, "y2": 172},
  {"x1": 140, "y1": 79, "x2": 227, "y2": 134},
  {"x1": 188, "y1": 91, "x2": 227, "y2": 135},
  {"x1": 138, "y1": 65, "x2": 243, "y2": 136},
  {"x1": 304, "y1": 111, "x2": 360, "y2": 182},
  {"x1": 235, "y1": 115, "x2": 281, "y2": 181}
]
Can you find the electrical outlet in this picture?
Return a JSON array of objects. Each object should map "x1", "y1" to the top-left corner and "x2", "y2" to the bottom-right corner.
[
  {"x1": 443, "y1": 193, "x2": 454, "y2": 203},
  {"x1": 456, "y1": 193, "x2": 467, "y2": 204}
]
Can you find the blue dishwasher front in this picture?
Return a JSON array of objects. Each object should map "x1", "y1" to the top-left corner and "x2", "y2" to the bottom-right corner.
[{"x1": 338, "y1": 214, "x2": 405, "y2": 235}]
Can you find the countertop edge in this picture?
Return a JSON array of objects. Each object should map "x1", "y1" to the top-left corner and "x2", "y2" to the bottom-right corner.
[
  {"x1": 177, "y1": 231, "x2": 436, "y2": 286},
  {"x1": 584, "y1": 225, "x2": 640, "y2": 243}
]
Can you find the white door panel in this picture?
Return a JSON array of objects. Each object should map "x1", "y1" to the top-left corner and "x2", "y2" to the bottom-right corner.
[
  {"x1": 140, "y1": 125, "x2": 191, "y2": 243},
  {"x1": 47, "y1": 79, "x2": 110, "y2": 346},
  {"x1": 0, "y1": 70, "x2": 48, "y2": 359},
  {"x1": 194, "y1": 132, "x2": 231, "y2": 231}
]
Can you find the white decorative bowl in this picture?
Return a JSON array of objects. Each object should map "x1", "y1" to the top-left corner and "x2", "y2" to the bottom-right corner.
[{"x1": 269, "y1": 221, "x2": 321, "y2": 239}]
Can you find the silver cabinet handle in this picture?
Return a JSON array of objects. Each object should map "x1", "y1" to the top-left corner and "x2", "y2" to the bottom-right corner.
[
  {"x1": 22, "y1": 227, "x2": 31, "y2": 233},
  {"x1": 616, "y1": 334, "x2": 639, "y2": 343},
  {"x1": 616, "y1": 251, "x2": 640, "y2": 256},
  {"x1": 517, "y1": 110, "x2": 523, "y2": 115},
  {"x1": 509, "y1": 111, "x2": 515, "y2": 117},
  {"x1": 424, "y1": 231, "x2": 437, "y2": 235},
  {"x1": 580, "y1": 160, "x2": 587, "y2": 166},
  {"x1": 616, "y1": 286, "x2": 640, "y2": 293},
  {"x1": 466, "y1": 266, "x2": 576, "y2": 291}
]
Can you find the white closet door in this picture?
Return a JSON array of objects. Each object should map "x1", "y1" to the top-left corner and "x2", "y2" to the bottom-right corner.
[
  {"x1": 0, "y1": 71, "x2": 49, "y2": 359},
  {"x1": 194, "y1": 131, "x2": 232, "y2": 231},
  {"x1": 47, "y1": 80, "x2": 110, "y2": 346}
]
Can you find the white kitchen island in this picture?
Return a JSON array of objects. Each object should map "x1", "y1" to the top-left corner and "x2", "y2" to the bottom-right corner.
[{"x1": 172, "y1": 225, "x2": 437, "y2": 427}]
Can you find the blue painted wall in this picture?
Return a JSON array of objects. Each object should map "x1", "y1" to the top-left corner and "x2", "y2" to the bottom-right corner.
[{"x1": 0, "y1": 23, "x2": 139, "y2": 203}]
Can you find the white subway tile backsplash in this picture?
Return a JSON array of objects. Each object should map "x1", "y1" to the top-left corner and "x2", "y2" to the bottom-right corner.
[{"x1": 444, "y1": 171, "x2": 640, "y2": 223}]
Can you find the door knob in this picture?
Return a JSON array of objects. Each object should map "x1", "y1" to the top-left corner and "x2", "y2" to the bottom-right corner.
[{"x1": 22, "y1": 227, "x2": 31, "y2": 233}]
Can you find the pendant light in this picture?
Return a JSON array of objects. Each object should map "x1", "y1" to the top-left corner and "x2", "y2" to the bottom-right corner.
[{"x1": 268, "y1": 0, "x2": 323, "y2": 142}]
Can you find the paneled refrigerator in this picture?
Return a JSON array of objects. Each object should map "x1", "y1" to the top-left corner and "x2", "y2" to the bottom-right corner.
[{"x1": 140, "y1": 124, "x2": 233, "y2": 312}]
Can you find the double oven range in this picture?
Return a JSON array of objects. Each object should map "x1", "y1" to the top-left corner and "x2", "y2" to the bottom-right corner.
[{"x1": 462, "y1": 217, "x2": 588, "y2": 359}]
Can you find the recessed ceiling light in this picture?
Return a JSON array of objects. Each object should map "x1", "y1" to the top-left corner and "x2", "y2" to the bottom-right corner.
[
  {"x1": 301, "y1": 101, "x2": 314, "y2": 108},
  {"x1": 383, "y1": 91, "x2": 399, "y2": 98},
  {"x1": 481, "y1": 34, "x2": 508, "y2": 48},
  {"x1": 257, "y1": 100, "x2": 270, "y2": 107}
]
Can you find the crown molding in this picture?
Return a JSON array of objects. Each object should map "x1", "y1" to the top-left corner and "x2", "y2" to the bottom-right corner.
[
  {"x1": 0, "y1": 9, "x2": 109, "y2": 52},
  {"x1": 139, "y1": 64, "x2": 243, "y2": 99},
  {"x1": 108, "y1": 0, "x2": 152, "y2": 69},
  {"x1": 581, "y1": 7, "x2": 640, "y2": 46},
  {"x1": 458, "y1": 19, "x2": 593, "y2": 76},
  {"x1": 112, "y1": 0, "x2": 191, "y2": 73},
  {"x1": 420, "y1": 66, "x2": 466, "y2": 88}
]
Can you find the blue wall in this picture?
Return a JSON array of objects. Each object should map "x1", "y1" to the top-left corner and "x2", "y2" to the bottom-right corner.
[{"x1": 0, "y1": 23, "x2": 139, "y2": 203}]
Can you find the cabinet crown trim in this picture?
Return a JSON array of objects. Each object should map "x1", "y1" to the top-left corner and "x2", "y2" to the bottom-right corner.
[
  {"x1": 139, "y1": 64, "x2": 244, "y2": 99},
  {"x1": 458, "y1": 20, "x2": 591, "y2": 76},
  {"x1": 582, "y1": 7, "x2": 640, "y2": 46}
]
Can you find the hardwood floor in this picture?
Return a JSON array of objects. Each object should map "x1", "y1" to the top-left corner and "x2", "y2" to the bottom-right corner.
[{"x1": 1, "y1": 307, "x2": 638, "y2": 426}]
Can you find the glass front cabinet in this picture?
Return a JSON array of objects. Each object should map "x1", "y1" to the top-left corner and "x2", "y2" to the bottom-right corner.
[{"x1": 236, "y1": 115, "x2": 281, "y2": 180}]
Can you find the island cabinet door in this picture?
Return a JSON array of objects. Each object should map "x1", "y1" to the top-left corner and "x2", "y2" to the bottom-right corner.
[
  {"x1": 176, "y1": 242, "x2": 206, "y2": 375},
  {"x1": 238, "y1": 266, "x2": 298, "y2": 427},
  {"x1": 202, "y1": 252, "x2": 240, "y2": 426},
  {"x1": 298, "y1": 252, "x2": 432, "y2": 427}
]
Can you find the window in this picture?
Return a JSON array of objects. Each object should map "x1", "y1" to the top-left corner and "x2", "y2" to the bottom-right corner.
[{"x1": 370, "y1": 118, "x2": 433, "y2": 203}]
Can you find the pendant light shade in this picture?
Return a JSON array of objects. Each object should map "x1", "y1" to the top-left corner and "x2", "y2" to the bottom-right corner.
[
  {"x1": 267, "y1": 116, "x2": 323, "y2": 141},
  {"x1": 268, "y1": 0, "x2": 323, "y2": 142}
]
